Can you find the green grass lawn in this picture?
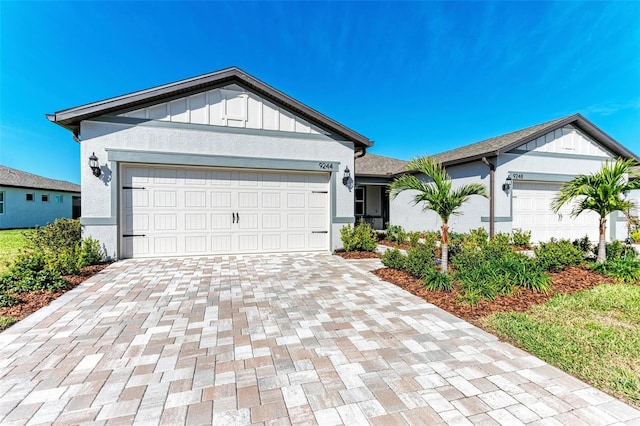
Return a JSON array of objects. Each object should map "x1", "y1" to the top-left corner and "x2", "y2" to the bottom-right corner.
[
  {"x1": 0, "y1": 229, "x2": 33, "y2": 272},
  {"x1": 482, "y1": 284, "x2": 640, "y2": 406}
]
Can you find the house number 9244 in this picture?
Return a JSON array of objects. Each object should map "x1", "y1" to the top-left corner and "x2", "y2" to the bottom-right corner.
[{"x1": 318, "y1": 162, "x2": 334, "y2": 170}]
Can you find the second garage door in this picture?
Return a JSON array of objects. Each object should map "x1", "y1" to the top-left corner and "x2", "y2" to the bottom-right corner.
[
  {"x1": 512, "y1": 181, "x2": 601, "y2": 243},
  {"x1": 121, "y1": 165, "x2": 330, "y2": 258}
]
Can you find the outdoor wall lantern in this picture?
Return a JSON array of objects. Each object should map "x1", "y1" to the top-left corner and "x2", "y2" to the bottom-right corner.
[
  {"x1": 502, "y1": 175, "x2": 513, "y2": 194},
  {"x1": 343, "y1": 166, "x2": 351, "y2": 186},
  {"x1": 89, "y1": 152, "x2": 102, "y2": 177}
]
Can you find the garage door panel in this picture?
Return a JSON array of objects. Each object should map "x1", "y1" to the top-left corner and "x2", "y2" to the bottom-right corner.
[
  {"x1": 211, "y1": 192, "x2": 232, "y2": 208},
  {"x1": 154, "y1": 191, "x2": 176, "y2": 207},
  {"x1": 211, "y1": 236, "x2": 231, "y2": 252},
  {"x1": 287, "y1": 193, "x2": 305, "y2": 208},
  {"x1": 122, "y1": 165, "x2": 329, "y2": 258},
  {"x1": 185, "y1": 214, "x2": 206, "y2": 230},
  {"x1": 513, "y1": 182, "x2": 601, "y2": 243},
  {"x1": 185, "y1": 236, "x2": 207, "y2": 253},
  {"x1": 287, "y1": 234, "x2": 306, "y2": 249},
  {"x1": 185, "y1": 191, "x2": 206, "y2": 207},
  {"x1": 238, "y1": 192, "x2": 258, "y2": 208}
]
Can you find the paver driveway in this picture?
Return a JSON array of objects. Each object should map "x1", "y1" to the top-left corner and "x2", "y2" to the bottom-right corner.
[{"x1": 0, "y1": 253, "x2": 638, "y2": 425}]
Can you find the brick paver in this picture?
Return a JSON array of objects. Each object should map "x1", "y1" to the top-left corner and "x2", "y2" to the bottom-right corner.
[{"x1": 0, "y1": 253, "x2": 638, "y2": 425}]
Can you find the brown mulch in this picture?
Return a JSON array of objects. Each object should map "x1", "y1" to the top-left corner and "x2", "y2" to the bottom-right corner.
[
  {"x1": 0, "y1": 263, "x2": 112, "y2": 321},
  {"x1": 372, "y1": 266, "x2": 619, "y2": 324},
  {"x1": 378, "y1": 240, "x2": 413, "y2": 250},
  {"x1": 335, "y1": 250, "x2": 380, "y2": 259}
]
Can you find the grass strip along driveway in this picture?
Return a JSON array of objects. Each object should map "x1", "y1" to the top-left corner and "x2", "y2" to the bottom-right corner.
[{"x1": 482, "y1": 284, "x2": 640, "y2": 406}]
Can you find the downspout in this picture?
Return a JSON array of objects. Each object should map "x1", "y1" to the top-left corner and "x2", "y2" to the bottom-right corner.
[{"x1": 481, "y1": 157, "x2": 495, "y2": 238}]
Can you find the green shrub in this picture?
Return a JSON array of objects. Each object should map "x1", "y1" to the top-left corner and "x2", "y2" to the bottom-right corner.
[
  {"x1": 630, "y1": 230, "x2": 640, "y2": 244},
  {"x1": 405, "y1": 245, "x2": 436, "y2": 279},
  {"x1": 573, "y1": 235, "x2": 594, "y2": 254},
  {"x1": 591, "y1": 259, "x2": 640, "y2": 283},
  {"x1": 468, "y1": 228, "x2": 489, "y2": 245},
  {"x1": 386, "y1": 224, "x2": 407, "y2": 244},
  {"x1": 0, "y1": 291, "x2": 19, "y2": 308},
  {"x1": 26, "y1": 218, "x2": 81, "y2": 257},
  {"x1": 340, "y1": 222, "x2": 378, "y2": 252},
  {"x1": 422, "y1": 269, "x2": 453, "y2": 291},
  {"x1": 407, "y1": 232, "x2": 421, "y2": 248},
  {"x1": 602, "y1": 240, "x2": 636, "y2": 261},
  {"x1": 78, "y1": 237, "x2": 104, "y2": 267},
  {"x1": 492, "y1": 232, "x2": 511, "y2": 247},
  {"x1": 511, "y1": 228, "x2": 532, "y2": 248},
  {"x1": 535, "y1": 239, "x2": 583, "y2": 272},
  {"x1": 0, "y1": 252, "x2": 67, "y2": 293},
  {"x1": 381, "y1": 248, "x2": 406, "y2": 270}
]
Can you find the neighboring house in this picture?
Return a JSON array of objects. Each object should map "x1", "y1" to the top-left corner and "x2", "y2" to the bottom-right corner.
[
  {"x1": 356, "y1": 114, "x2": 638, "y2": 243},
  {"x1": 0, "y1": 165, "x2": 80, "y2": 229},
  {"x1": 48, "y1": 67, "x2": 373, "y2": 259}
]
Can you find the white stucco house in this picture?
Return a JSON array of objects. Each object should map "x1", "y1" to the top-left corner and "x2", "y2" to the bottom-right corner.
[
  {"x1": 355, "y1": 114, "x2": 639, "y2": 243},
  {"x1": 47, "y1": 67, "x2": 372, "y2": 259},
  {"x1": 0, "y1": 165, "x2": 80, "y2": 229}
]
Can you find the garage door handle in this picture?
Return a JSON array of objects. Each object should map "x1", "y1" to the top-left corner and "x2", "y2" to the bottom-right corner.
[
  {"x1": 232, "y1": 212, "x2": 236, "y2": 224},
  {"x1": 236, "y1": 212, "x2": 239, "y2": 223}
]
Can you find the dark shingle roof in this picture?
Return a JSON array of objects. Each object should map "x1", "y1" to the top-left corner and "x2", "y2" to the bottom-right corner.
[
  {"x1": 355, "y1": 153, "x2": 408, "y2": 177},
  {"x1": 47, "y1": 67, "x2": 373, "y2": 148},
  {"x1": 431, "y1": 113, "x2": 637, "y2": 166},
  {"x1": 0, "y1": 165, "x2": 80, "y2": 193}
]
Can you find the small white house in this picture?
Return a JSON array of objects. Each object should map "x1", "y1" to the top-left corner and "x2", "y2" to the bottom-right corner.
[
  {"x1": 0, "y1": 165, "x2": 80, "y2": 229},
  {"x1": 356, "y1": 114, "x2": 638, "y2": 243},
  {"x1": 48, "y1": 67, "x2": 372, "y2": 259}
]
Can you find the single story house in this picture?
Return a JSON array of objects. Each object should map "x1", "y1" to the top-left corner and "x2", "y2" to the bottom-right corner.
[
  {"x1": 356, "y1": 114, "x2": 639, "y2": 243},
  {"x1": 0, "y1": 165, "x2": 80, "y2": 229},
  {"x1": 47, "y1": 67, "x2": 373, "y2": 259}
]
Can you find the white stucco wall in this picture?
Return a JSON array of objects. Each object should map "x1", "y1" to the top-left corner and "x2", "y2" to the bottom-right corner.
[
  {"x1": 80, "y1": 119, "x2": 355, "y2": 259},
  {"x1": 0, "y1": 186, "x2": 77, "y2": 229}
]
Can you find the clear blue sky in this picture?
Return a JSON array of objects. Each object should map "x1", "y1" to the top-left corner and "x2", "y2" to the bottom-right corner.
[{"x1": 1, "y1": 1, "x2": 639, "y2": 184}]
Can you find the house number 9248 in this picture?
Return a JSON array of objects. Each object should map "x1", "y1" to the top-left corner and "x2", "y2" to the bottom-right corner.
[{"x1": 318, "y1": 162, "x2": 334, "y2": 170}]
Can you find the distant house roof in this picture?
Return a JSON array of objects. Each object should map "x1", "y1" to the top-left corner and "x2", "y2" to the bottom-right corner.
[
  {"x1": 431, "y1": 113, "x2": 638, "y2": 166},
  {"x1": 355, "y1": 153, "x2": 408, "y2": 177},
  {"x1": 0, "y1": 165, "x2": 80, "y2": 193},
  {"x1": 47, "y1": 67, "x2": 373, "y2": 149}
]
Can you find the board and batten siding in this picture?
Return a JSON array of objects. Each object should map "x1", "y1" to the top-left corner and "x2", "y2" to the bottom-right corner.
[
  {"x1": 515, "y1": 124, "x2": 611, "y2": 157},
  {"x1": 120, "y1": 84, "x2": 325, "y2": 135}
]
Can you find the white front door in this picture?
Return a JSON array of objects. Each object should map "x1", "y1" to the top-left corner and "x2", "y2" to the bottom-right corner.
[
  {"x1": 512, "y1": 181, "x2": 602, "y2": 243},
  {"x1": 121, "y1": 165, "x2": 329, "y2": 258}
]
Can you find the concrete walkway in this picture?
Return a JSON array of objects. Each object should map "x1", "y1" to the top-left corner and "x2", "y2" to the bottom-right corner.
[{"x1": 0, "y1": 253, "x2": 638, "y2": 425}]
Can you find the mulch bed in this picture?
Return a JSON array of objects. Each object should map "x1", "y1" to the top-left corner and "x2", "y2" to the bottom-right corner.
[
  {"x1": 378, "y1": 240, "x2": 413, "y2": 250},
  {"x1": 0, "y1": 263, "x2": 112, "y2": 321},
  {"x1": 372, "y1": 266, "x2": 620, "y2": 324},
  {"x1": 335, "y1": 250, "x2": 380, "y2": 259}
]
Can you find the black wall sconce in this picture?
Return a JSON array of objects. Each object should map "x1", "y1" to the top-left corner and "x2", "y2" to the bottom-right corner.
[
  {"x1": 502, "y1": 175, "x2": 513, "y2": 194},
  {"x1": 342, "y1": 166, "x2": 351, "y2": 186},
  {"x1": 89, "y1": 152, "x2": 102, "y2": 177}
]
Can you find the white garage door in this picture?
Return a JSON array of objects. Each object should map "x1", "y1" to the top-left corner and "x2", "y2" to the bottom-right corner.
[
  {"x1": 121, "y1": 165, "x2": 329, "y2": 258},
  {"x1": 512, "y1": 182, "x2": 601, "y2": 243}
]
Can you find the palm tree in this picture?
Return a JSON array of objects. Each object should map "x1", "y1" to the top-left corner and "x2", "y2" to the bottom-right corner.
[
  {"x1": 551, "y1": 158, "x2": 640, "y2": 263},
  {"x1": 389, "y1": 157, "x2": 488, "y2": 274}
]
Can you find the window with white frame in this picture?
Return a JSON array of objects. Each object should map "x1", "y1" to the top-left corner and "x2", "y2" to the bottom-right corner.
[
  {"x1": 26, "y1": 193, "x2": 34, "y2": 202},
  {"x1": 42, "y1": 194, "x2": 49, "y2": 202},
  {"x1": 0, "y1": 191, "x2": 4, "y2": 214},
  {"x1": 55, "y1": 195, "x2": 63, "y2": 203}
]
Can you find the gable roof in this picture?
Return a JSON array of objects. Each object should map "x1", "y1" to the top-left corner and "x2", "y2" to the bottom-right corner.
[
  {"x1": 0, "y1": 165, "x2": 80, "y2": 193},
  {"x1": 46, "y1": 67, "x2": 373, "y2": 148},
  {"x1": 431, "y1": 113, "x2": 638, "y2": 166},
  {"x1": 355, "y1": 153, "x2": 408, "y2": 177}
]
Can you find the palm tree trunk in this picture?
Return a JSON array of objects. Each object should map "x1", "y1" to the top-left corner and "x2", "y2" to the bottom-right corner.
[
  {"x1": 441, "y1": 224, "x2": 449, "y2": 274},
  {"x1": 597, "y1": 217, "x2": 607, "y2": 263}
]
